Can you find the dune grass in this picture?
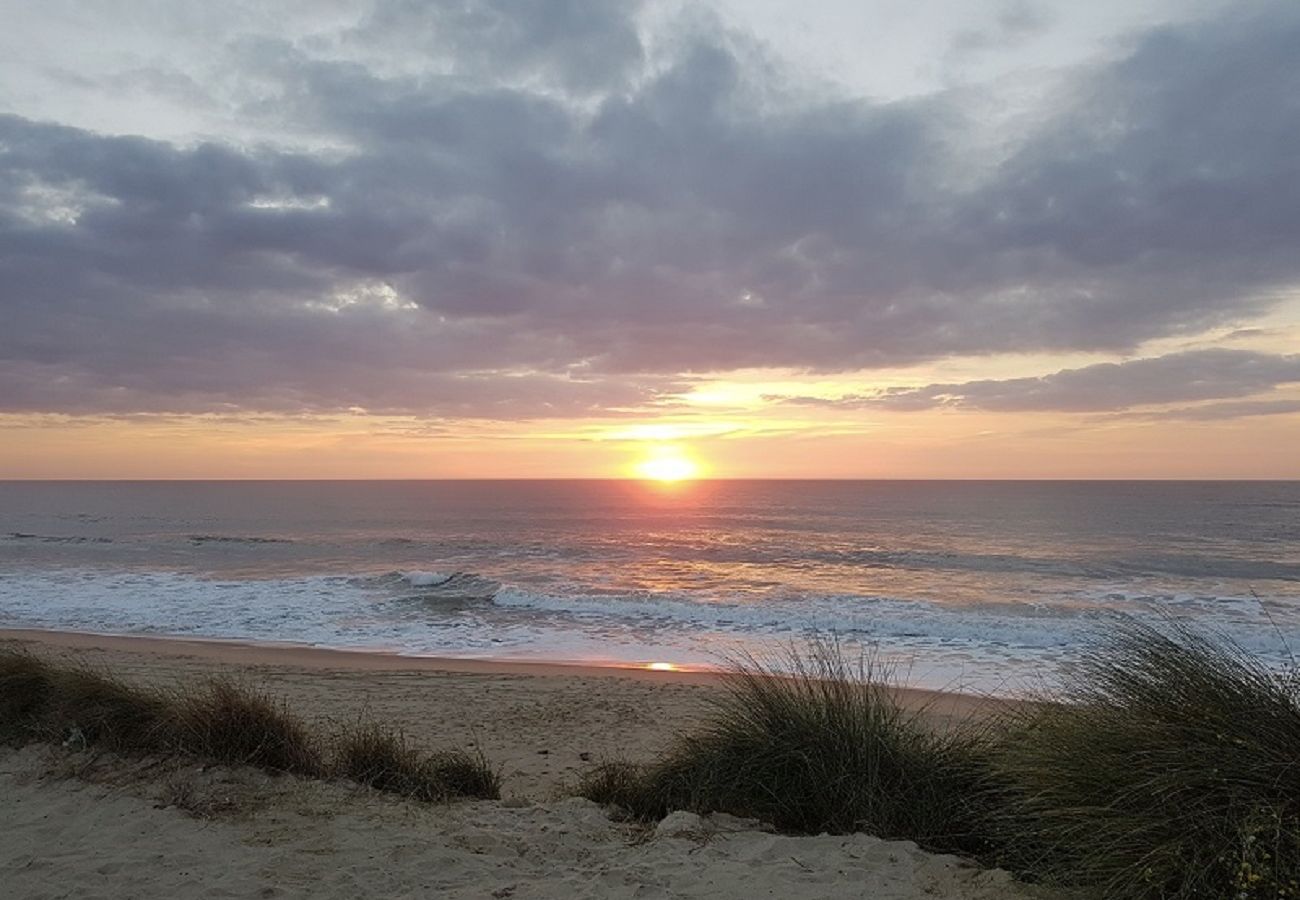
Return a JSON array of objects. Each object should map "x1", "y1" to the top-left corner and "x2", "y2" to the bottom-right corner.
[
  {"x1": 1, "y1": 650, "x2": 172, "y2": 752},
  {"x1": 9, "y1": 622, "x2": 1299, "y2": 894},
  {"x1": 171, "y1": 678, "x2": 323, "y2": 775},
  {"x1": 0, "y1": 649, "x2": 57, "y2": 743},
  {"x1": 579, "y1": 643, "x2": 999, "y2": 857},
  {"x1": 333, "y1": 720, "x2": 500, "y2": 801},
  {"x1": 994, "y1": 621, "x2": 1300, "y2": 899},
  {"x1": 0, "y1": 647, "x2": 497, "y2": 801},
  {"x1": 579, "y1": 625, "x2": 1300, "y2": 898}
]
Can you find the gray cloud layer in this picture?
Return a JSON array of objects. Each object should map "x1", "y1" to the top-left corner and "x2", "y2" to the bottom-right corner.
[
  {"x1": 775, "y1": 349, "x2": 1300, "y2": 415},
  {"x1": 2, "y1": 1, "x2": 1299, "y2": 417}
]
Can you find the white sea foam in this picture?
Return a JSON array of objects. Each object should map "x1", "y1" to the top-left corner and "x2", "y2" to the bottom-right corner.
[
  {"x1": 491, "y1": 584, "x2": 1300, "y2": 658},
  {"x1": 403, "y1": 571, "x2": 452, "y2": 587},
  {"x1": 2, "y1": 568, "x2": 1297, "y2": 695}
]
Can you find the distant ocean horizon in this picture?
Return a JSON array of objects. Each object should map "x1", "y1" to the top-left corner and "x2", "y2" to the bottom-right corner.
[{"x1": 2, "y1": 479, "x2": 1297, "y2": 695}]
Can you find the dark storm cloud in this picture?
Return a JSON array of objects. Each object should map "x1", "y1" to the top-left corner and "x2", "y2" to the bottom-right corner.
[
  {"x1": 2, "y1": 1, "x2": 1299, "y2": 417},
  {"x1": 773, "y1": 350, "x2": 1300, "y2": 414}
]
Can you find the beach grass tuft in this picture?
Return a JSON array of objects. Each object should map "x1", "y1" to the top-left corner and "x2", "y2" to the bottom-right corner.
[
  {"x1": 0, "y1": 650, "x2": 171, "y2": 751},
  {"x1": 421, "y1": 747, "x2": 501, "y2": 800},
  {"x1": 578, "y1": 641, "x2": 998, "y2": 856},
  {"x1": 577, "y1": 759, "x2": 651, "y2": 814},
  {"x1": 995, "y1": 620, "x2": 1300, "y2": 898},
  {"x1": 0, "y1": 647, "x2": 497, "y2": 803},
  {"x1": 46, "y1": 666, "x2": 174, "y2": 753},
  {"x1": 333, "y1": 720, "x2": 500, "y2": 801},
  {"x1": 578, "y1": 625, "x2": 1300, "y2": 896},
  {"x1": 171, "y1": 678, "x2": 324, "y2": 776},
  {"x1": 0, "y1": 649, "x2": 55, "y2": 744}
]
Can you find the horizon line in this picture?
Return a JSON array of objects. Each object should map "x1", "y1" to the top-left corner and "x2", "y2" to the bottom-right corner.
[{"x1": 2, "y1": 477, "x2": 1297, "y2": 483}]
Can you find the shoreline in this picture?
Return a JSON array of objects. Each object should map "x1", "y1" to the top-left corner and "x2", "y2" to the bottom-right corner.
[
  {"x1": 0, "y1": 626, "x2": 1012, "y2": 721},
  {"x1": 0, "y1": 625, "x2": 725, "y2": 682}
]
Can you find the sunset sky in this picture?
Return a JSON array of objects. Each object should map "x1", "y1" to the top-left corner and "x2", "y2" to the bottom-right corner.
[{"x1": 2, "y1": 0, "x2": 1298, "y2": 478}]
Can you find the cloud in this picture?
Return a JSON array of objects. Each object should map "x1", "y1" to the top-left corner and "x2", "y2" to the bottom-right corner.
[
  {"x1": 0, "y1": 357, "x2": 681, "y2": 419},
  {"x1": 773, "y1": 349, "x2": 1300, "y2": 415},
  {"x1": 1, "y1": 2, "x2": 1299, "y2": 417},
  {"x1": 344, "y1": 0, "x2": 648, "y2": 94},
  {"x1": 948, "y1": 1, "x2": 1054, "y2": 57},
  {"x1": 1118, "y1": 398, "x2": 1300, "y2": 421}
]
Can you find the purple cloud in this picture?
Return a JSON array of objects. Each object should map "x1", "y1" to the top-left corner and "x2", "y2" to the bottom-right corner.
[{"x1": 2, "y1": 2, "x2": 1299, "y2": 417}]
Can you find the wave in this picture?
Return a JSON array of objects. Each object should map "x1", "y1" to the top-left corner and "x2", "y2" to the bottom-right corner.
[
  {"x1": 488, "y1": 582, "x2": 1295, "y2": 651},
  {"x1": 4, "y1": 532, "x2": 112, "y2": 544},
  {"x1": 354, "y1": 567, "x2": 1299, "y2": 642},
  {"x1": 383, "y1": 570, "x2": 503, "y2": 603},
  {"x1": 1104, "y1": 555, "x2": 1300, "y2": 582},
  {"x1": 784, "y1": 547, "x2": 1300, "y2": 582},
  {"x1": 2, "y1": 567, "x2": 1297, "y2": 692},
  {"x1": 557, "y1": 541, "x2": 1300, "y2": 583},
  {"x1": 186, "y1": 534, "x2": 294, "y2": 545}
]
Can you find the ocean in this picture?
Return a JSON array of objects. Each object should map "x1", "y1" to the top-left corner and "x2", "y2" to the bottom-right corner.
[{"x1": 1, "y1": 480, "x2": 1297, "y2": 694}]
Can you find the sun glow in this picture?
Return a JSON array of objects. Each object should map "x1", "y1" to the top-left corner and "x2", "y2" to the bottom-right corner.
[{"x1": 633, "y1": 446, "x2": 702, "y2": 482}]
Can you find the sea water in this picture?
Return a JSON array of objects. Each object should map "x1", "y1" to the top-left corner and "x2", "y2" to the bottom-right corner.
[{"x1": 1, "y1": 480, "x2": 1297, "y2": 694}]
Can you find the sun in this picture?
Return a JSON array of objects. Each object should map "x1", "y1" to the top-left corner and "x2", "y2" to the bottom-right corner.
[
  {"x1": 638, "y1": 456, "x2": 698, "y2": 482},
  {"x1": 633, "y1": 446, "x2": 702, "y2": 482}
]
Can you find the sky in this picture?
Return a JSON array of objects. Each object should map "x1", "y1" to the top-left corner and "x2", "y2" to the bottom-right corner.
[{"x1": 1, "y1": 0, "x2": 1298, "y2": 479}]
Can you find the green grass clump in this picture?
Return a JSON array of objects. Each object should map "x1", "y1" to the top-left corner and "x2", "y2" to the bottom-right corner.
[
  {"x1": 333, "y1": 720, "x2": 500, "y2": 801},
  {"x1": 171, "y1": 678, "x2": 323, "y2": 776},
  {"x1": 995, "y1": 621, "x2": 1300, "y2": 898},
  {"x1": 578, "y1": 643, "x2": 997, "y2": 856}
]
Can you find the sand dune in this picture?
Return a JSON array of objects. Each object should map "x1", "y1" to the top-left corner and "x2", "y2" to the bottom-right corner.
[
  {"x1": 1, "y1": 745, "x2": 1043, "y2": 900},
  {"x1": 0, "y1": 630, "x2": 1052, "y2": 899}
]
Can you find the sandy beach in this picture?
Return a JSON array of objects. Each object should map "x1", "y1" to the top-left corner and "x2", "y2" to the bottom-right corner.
[{"x1": 0, "y1": 628, "x2": 1050, "y2": 900}]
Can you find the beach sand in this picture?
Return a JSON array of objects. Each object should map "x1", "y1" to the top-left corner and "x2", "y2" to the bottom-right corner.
[{"x1": 0, "y1": 629, "x2": 1052, "y2": 900}]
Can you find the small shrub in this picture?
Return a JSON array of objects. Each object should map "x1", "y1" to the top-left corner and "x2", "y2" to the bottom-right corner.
[{"x1": 995, "y1": 620, "x2": 1300, "y2": 898}]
